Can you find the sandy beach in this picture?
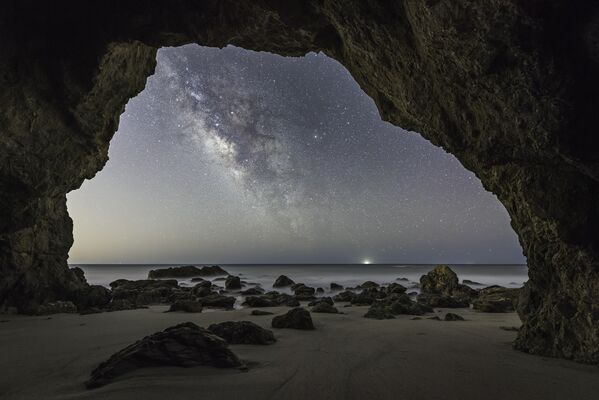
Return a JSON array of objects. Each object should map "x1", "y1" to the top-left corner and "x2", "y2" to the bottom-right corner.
[{"x1": 1, "y1": 305, "x2": 598, "y2": 400}]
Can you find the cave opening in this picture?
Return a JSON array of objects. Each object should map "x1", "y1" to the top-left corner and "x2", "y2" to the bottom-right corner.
[{"x1": 66, "y1": 44, "x2": 525, "y2": 286}]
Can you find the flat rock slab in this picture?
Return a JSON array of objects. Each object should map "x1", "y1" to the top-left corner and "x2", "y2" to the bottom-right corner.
[{"x1": 86, "y1": 322, "x2": 243, "y2": 389}]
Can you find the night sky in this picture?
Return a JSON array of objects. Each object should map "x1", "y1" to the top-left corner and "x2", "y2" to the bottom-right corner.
[{"x1": 66, "y1": 45, "x2": 524, "y2": 265}]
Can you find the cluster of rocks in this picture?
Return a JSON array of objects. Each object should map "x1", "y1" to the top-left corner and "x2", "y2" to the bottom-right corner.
[{"x1": 87, "y1": 307, "x2": 316, "y2": 388}]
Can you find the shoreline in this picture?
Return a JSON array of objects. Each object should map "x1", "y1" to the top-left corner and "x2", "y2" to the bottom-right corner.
[{"x1": 1, "y1": 305, "x2": 598, "y2": 400}]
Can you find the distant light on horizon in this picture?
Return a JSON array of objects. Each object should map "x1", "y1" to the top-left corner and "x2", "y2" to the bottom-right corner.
[{"x1": 362, "y1": 259, "x2": 372, "y2": 265}]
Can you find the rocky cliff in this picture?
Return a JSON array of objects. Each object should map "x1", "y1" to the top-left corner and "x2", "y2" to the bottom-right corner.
[{"x1": 1, "y1": 0, "x2": 598, "y2": 362}]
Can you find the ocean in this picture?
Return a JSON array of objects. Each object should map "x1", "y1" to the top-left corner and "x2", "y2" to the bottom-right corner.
[{"x1": 72, "y1": 264, "x2": 528, "y2": 293}]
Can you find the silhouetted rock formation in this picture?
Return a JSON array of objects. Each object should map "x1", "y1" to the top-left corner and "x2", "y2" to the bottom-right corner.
[
  {"x1": 417, "y1": 265, "x2": 477, "y2": 308},
  {"x1": 1, "y1": 1, "x2": 598, "y2": 363},
  {"x1": 85, "y1": 322, "x2": 243, "y2": 388},
  {"x1": 167, "y1": 300, "x2": 203, "y2": 313},
  {"x1": 311, "y1": 302, "x2": 339, "y2": 314},
  {"x1": 224, "y1": 276, "x2": 242, "y2": 290},
  {"x1": 272, "y1": 308, "x2": 315, "y2": 330},
  {"x1": 273, "y1": 275, "x2": 295, "y2": 287},
  {"x1": 208, "y1": 321, "x2": 276, "y2": 345},
  {"x1": 148, "y1": 265, "x2": 228, "y2": 279}
]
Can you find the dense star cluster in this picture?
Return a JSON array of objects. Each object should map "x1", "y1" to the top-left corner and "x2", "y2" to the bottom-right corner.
[{"x1": 66, "y1": 45, "x2": 524, "y2": 264}]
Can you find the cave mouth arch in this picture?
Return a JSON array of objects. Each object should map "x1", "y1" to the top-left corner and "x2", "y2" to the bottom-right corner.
[
  {"x1": 66, "y1": 44, "x2": 525, "y2": 268},
  {"x1": 1, "y1": 1, "x2": 598, "y2": 364}
]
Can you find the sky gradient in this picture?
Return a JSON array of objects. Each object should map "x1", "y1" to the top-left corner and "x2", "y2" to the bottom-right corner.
[{"x1": 66, "y1": 45, "x2": 525, "y2": 264}]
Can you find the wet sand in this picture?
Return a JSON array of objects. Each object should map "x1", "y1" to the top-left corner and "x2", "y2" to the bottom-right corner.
[{"x1": 0, "y1": 306, "x2": 597, "y2": 400}]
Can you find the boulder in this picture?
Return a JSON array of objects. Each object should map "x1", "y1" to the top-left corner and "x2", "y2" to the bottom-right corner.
[
  {"x1": 293, "y1": 284, "x2": 316, "y2": 296},
  {"x1": 73, "y1": 285, "x2": 112, "y2": 312},
  {"x1": 167, "y1": 300, "x2": 203, "y2": 313},
  {"x1": 251, "y1": 310, "x2": 274, "y2": 316},
  {"x1": 208, "y1": 321, "x2": 276, "y2": 345},
  {"x1": 273, "y1": 275, "x2": 295, "y2": 288},
  {"x1": 85, "y1": 322, "x2": 243, "y2": 388},
  {"x1": 241, "y1": 287, "x2": 265, "y2": 296},
  {"x1": 420, "y1": 265, "x2": 459, "y2": 295},
  {"x1": 308, "y1": 297, "x2": 334, "y2": 306},
  {"x1": 473, "y1": 286, "x2": 520, "y2": 312},
  {"x1": 110, "y1": 279, "x2": 181, "y2": 305},
  {"x1": 416, "y1": 293, "x2": 470, "y2": 308},
  {"x1": 271, "y1": 308, "x2": 315, "y2": 330},
  {"x1": 330, "y1": 283, "x2": 343, "y2": 291},
  {"x1": 192, "y1": 281, "x2": 214, "y2": 298},
  {"x1": 200, "y1": 294, "x2": 236, "y2": 309},
  {"x1": 243, "y1": 296, "x2": 278, "y2": 308},
  {"x1": 444, "y1": 312, "x2": 465, "y2": 321},
  {"x1": 333, "y1": 290, "x2": 355, "y2": 302},
  {"x1": 385, "y1": 282, "x2": 407, "y2": 294},
  {"x1": 224, "y1": 276, "x2": 242, "y2": 290},
  {"x1": 364, "y1": 305, "x2": 395, "y2": 319},
  {"x1": 311, "y1": 302, "x2": 339, "y2": 314},
  {"x1": 357, "y1": 281, "x2": 380, "y2": 289},
  {"x1": 316, "y1": 287, "x2": 324, "y2": 294}
]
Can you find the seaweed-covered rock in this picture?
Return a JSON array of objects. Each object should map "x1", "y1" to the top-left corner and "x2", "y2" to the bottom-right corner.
[
  {"x1": 224, "y1": 276, "x2": 242, "y2": 290},
  {"x1": 271, "y1": 308, "x2": 315, "y2": 330},
  {"x1": 167, "y1": 300, "x2": 203, "y2": 313},
  {"x1": 208, "y1": 321, "x2": 276, "y2": 345},
  {"x1": 273, "y1": 275, "x2": 295, "y2": 288},
  {"x1": 85, "y1": 322, "x2": 243, "y2": 388}
]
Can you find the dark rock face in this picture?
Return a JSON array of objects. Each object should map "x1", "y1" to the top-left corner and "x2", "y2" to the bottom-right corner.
[
  {"x1": 273, "y1": 275, "x2": 295, "y2": 288},
  {"x1": 224, "y1": 276, "x2": 242, "y2": 290},
  {"x1": 272, "y1": 308, "x2": 315, "y2": 330},
  {"x1": 1, "y1": 1, "x2": 599, "y2": 363},
  {"x1": 208, "y1": 321, "x2": 276, "y2": 345},
  {"x1": 167, "y1": 300, "x2": 203, "y2": 313},
  {"x1": 311, "y1": 302, "x2": 339, "y2": 314},
  {"x1": 330, "y1": 283, "x2": 343, "y2": 291},
  {"x1": 86, "y1": 322, "x2": 243, "y2": 388},
  {"x1": 199, "y1": 294, "x2": 236, "y2": 309},
  {"x1": 36, "y1": 301, "x2": 77, "y2": 315}
]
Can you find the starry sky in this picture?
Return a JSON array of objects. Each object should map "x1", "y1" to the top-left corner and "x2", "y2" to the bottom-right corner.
[{"x1": 66, "y1": 45, "x2": 525, "y2": 265}]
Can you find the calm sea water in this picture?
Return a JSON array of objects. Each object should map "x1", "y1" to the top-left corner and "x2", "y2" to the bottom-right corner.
[{"x1": 72, "y1": 264, "x2": 528, "y2": 293}]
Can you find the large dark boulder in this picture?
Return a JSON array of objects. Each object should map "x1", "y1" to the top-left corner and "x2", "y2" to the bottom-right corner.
[
  {"x1": 208, "y1": 321, "x2": 276, "y2": 345},
  {"x1": 241, "y1": 287, "x2": 264, "y2": 295},
  {"x1": 200, "y1": 294, "x2": 236, "y2": 309},
  {"x1": 167, "y1": 300, "x2": 203, "y2": 313},
  {"x1": 110, "y1": 279, "x2": 181, "y2": 305},
  {"x1": 192, "y1": 281, "x2": 214, "y2": 298},
  {"x1": 416, "y1": 293, "x2": 470, "y2": 308},
  {"x1": 444, "y1": 312, "x2": 465, "y2": 321},
  {"x1": 308, "y1": 297, "x2": 334, "y2": 307},
  {"x1": 420, "y1": 265, "x2": 459, "y2": 295},
  {"x1": 272, "y1": 308, "x2": 315, "y2": 330},
  {"x1": 36, "y1": 301, "x2": 77, "y2": 315},
  {"x1": 273, "y1": 275, "x2": 295, "y2": 288},
  {"x1": 330, "y1": 283, "x2": 343, "y2": 291},
  {"x1": 333, "y1": 290, "x2": 355, "y2": 302},
  {"x1": 85, "y1": 322, "x2": 243, "y2": 388},
  {"x1": 242, "y1": 296, "x2": 278, "y2": 308},
  {"x1": 224, "y1": 276, "x2": 242, "y2": 290},
  {"x1": 364, "y1": 305, "x2": 395, "y2": 320},
  {"x1": 72, "y1": 285, "x2": 112, "y2": 312},
  {"x1": 311, "y1": 302, "x2": 339, "y2": 314}
]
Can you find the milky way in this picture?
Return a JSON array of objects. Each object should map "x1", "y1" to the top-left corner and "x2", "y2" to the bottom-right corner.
[{"x1": 66, "y1": 45, "x2": 525, "y2": 264}]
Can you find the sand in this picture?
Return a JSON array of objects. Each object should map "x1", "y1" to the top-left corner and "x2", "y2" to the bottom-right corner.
[{"x1": 0, "y1": 306, "x2": 597, "y2": 400}]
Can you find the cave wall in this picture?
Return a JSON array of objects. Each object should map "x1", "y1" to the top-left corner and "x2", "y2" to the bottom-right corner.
[{"x1": 1, "y1": 0, "x2": 598, "y2": 362}]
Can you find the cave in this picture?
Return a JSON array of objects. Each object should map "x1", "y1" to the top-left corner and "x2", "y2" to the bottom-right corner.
[{"x1": 1, "y1": 0, "x2": 598, "y2": 365}]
